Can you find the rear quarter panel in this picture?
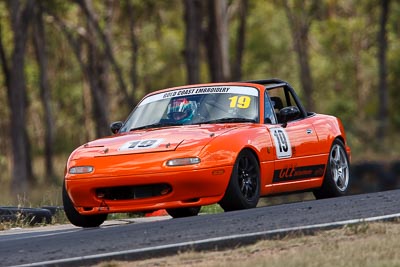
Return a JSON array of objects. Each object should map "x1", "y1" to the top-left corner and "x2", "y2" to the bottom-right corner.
[{"x1": 312, "y1": 114, "x2": 349, "y2": 150}]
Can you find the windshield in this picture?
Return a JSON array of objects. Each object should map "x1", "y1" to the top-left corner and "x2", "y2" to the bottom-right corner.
[{"x1": 120, "y1": 85, "x2": 259, "y2": 132}]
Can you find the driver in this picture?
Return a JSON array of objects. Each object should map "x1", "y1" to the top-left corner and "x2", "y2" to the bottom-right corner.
[{"x1": 167, "y1": 97, "x2": 197, "y2": 124}]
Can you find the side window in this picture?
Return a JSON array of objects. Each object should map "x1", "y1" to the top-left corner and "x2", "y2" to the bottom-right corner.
[
  {"x1": 267, "y1": 86, "x2": 301, "y2": 123},
  {"x1": 268, "y1": 87, "x2": 287, "y2": 109},
  {"x1": 264, "y1": 91, "x2": 276, "y2": 124}
]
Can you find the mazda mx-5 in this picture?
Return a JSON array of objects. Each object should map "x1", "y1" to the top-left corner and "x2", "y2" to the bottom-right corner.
[{"x1": 63, "y1": 79, "x2": 351, "y2": 227}]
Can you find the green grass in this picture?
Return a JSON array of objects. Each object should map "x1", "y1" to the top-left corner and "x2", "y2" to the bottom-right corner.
[{"x1": 200, "y1": 204, "x2": 224, "y2": 214}]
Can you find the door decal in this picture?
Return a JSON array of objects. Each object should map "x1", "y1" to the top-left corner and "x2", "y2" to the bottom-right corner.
[
  {"x1": 271, "y1": 128, "x2": 292, "y2": 159},
  {"x1": 272, "y1": 164, "x2": 326, "y2": 183}
]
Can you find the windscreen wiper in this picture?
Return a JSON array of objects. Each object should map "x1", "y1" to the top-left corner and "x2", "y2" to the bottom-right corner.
[
  {"x1": 130, "y1": 122, "x2": 183, "y2": 131},
  {"x1": 201, "y1": 117, "x2": 256, "y2": 124}
]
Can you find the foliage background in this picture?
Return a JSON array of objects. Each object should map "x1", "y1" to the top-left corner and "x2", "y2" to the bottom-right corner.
[{"x1": 0, "y1": 0, "x2": 399, "y2": 205}]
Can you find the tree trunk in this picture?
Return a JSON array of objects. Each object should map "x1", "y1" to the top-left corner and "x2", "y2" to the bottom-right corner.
[
  {"x1": 232, "y1": 0, "x2": 248, "y2": 81},
  {"x1": 205, "y1": 0, "x2": 230, "y2": 82},
  {"x1": 0, "y1": 22, "x2": 10, "y2": 89},
  {"x1": 124, "y1": 0, "x2": 139, "y2": 97},
  {"x1": 48, "y1": 2, "x2": 111, "y2": 138},
  {"x1": 85, "y1": 8, "x2": 110, "y2": 138},
  {"x1": 33, "y1": 1, "x2": 56, "y2": 183},
  {"x1": 87, "y1": 48, "x2": 110, "y2": 138},
  {"x1": 376, "y1": 0, "x2": 390, "y2": 140},
  {"x1": 0, "y1": 22, "x2": 10, "y2": 171},
  {"x1": 76, "y1": 0, "x2": 134, "y2": 109},
  {"x1": 283, "y1": 0, "x2": 317, "y2": 111},
  {"x1": 183, "y1": 0, "x2": 202, "y2": 84},
  {"x1": 7, "y1": 0, "x2": 35, "y2": 194}
]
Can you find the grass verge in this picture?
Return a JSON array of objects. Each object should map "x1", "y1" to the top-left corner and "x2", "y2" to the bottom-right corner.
[{"x1": 95, "y1": 221, "x2": 400, "y2": 267}]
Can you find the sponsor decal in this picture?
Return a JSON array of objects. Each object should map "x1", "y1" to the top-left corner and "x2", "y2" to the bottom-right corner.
[
  {"x1": 272, "y1": 164, "x2": 326, "y2": 183},
  {"x1": 162, "y1": 87, "x2": 231, "y2": 99},
  {"x1": 139, "y1": 86, "x2": 259, "y2": 106}
]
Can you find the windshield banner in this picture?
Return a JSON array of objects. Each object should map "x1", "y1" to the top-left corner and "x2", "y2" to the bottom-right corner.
[{"x1": 139, "y1": 86, "x2": 259, "y2": 106}]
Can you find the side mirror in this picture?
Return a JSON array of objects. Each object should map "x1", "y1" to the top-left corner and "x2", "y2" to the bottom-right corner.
[
  {"x1": 110, "y1": 121, "x2": 123, "y2": 134},
  {"x1": 279, "y1": 106, "x2": 300, "y2": 126}
]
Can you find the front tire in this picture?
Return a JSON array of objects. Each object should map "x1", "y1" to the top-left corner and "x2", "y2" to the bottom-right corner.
[
  {"x1": 219, "y1": 150, "x2": 260, "y2": 211},
  {"x1": 62, "y1": 181, "x2": 107, "y2": 227},
  {"x1": 166, "y1": 207, "x2": 201, "y2": 218},
  {"x1": 314, "y1": 139, "x2": 350, "y2": 199}
]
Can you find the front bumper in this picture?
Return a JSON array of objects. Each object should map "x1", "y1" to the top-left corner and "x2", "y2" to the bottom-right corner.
[{"x1": 65, "y1": 166, "x2": 233, "y2": 215}]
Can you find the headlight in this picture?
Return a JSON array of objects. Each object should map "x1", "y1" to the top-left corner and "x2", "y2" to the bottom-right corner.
[
  {"x1": 69, "y1": 166, "x2": 94, "y2": 174},
  {"x1": 166, "y1": 157, "x2": 200, "y2": 167}
]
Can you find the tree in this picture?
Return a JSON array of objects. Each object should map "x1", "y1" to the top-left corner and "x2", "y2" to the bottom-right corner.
[
  {"x1": 232, "y1": 0, "x2": 248, "y2": 81},
  {"x1": 282, "y1": 0, "x2": 319, "y2": 111},
  {"x1": 376, "y1": 0, "x2": 390, "y2": 140},
  {"x1": 183, "y1": 0, "x2": 203, "y2": 84},
  {"x1": 1, "y1": 0, "x2": 35, "y2": 194},
  {"x1": 32, "y1": 1, "x2": 56, "y2": 182},
  {"x1": 205, "y1": 0, "x2": 231, "y2": 82},
  {"x1": 47, "y1": 1, "x2": 112, "y2": 138},
  {"x1": 76, "y1": 0, "x2": 134, "y2": 109},
  {"x1": 123, "y1": 0, "x2": 139, "y2": 94},
  {"x1": 81, "y1": 0, "x2": 111, "y2": 138}
]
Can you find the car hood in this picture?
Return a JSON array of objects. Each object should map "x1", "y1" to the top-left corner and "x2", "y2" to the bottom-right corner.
[{"x1": 73, "y1": 124, "x2": 244, "y2": 158}]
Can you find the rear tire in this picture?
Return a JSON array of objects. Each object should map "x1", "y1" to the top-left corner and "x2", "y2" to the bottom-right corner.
[
  {"x1": 62, "y1": 181, "x2": 107, "y2": 227},
  {"x1": 219, "y1": 150, "x2": 260, "y2": 211},
  {"x1": 166, "y1": 207, "x2": 201, "y2": 218},
  {"x1": 314, "y1": 139, "x2": 350, "y2": 199}
]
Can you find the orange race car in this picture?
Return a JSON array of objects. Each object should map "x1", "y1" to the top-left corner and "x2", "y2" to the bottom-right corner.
[{"x1": 63, "y1": 79, "x2": 351, "y2": 227}]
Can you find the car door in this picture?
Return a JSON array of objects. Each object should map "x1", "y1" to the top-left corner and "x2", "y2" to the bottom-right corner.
[{"x1": 265, "y1": 86, "x2": 326, "y2": 193}]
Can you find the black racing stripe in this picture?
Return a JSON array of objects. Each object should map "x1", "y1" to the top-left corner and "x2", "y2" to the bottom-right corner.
[{"x1": 273, "y1": 164, "x2": 326, "y2": 183}]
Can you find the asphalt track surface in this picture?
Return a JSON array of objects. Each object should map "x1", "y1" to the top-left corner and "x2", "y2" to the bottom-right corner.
[{"x1": 1, "y1": 189, "x2": 400, "y2": 266}]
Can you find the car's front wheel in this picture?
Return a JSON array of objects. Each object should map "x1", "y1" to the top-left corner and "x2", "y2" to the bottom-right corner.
[
  {"x1": 62, "y1": 181, "x2": 108, "y2": 227},
  {"x1": 166, "y1": 207, "x2": 201, "y2": 218},
  {"x1": 314, "y1": 139, "x2": 350, "y2": 199},
  {"x1": 219, "y1": 149, "x2": 260, "y2": 211}
]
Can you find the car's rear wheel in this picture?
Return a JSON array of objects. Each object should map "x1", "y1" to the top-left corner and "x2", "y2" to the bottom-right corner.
[
  {"x1": 219, "y1": 149, "x2": 260, "y2": 211},
  {"x1": 166, "y1": 207, "x2": 201, "y2": 218},
  {"x1": 62, "y1": 181, "x2": 108, "y2": 227},
  {"x1": 314, "y1": 139, "x2": 350, "y2": 199}
]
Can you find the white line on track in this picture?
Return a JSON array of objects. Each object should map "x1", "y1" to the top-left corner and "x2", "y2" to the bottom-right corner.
[
  {"x1": 0, "y1": 229, "x2": 81, "y2": 242},
  {"x1": 13, "y1": 212, "x2": 400, "y2": 267},
  {"x1": 0, "y1": 216, "x2": 169, "y2": 239}
]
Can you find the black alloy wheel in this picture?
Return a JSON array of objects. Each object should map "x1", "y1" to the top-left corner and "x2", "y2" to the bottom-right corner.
[{"x1": 219, "y1": 149, "x2": 260, "y2": 211}]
